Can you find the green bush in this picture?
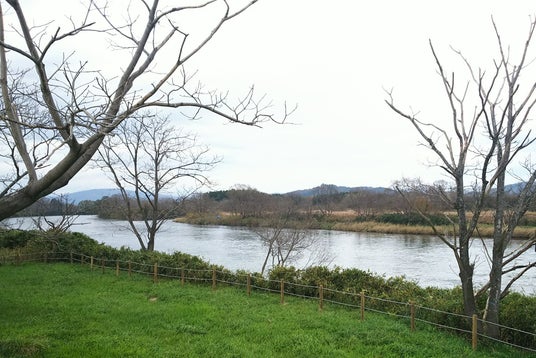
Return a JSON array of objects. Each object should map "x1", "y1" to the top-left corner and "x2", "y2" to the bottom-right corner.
[
  {"x1": 0, "y1": 228, "x2": 37, "y2": 248},
  {"x1": 378, "y1": 212, "x2": 452, "y2": 226},
  {"x1": 500, "y1": 293, "x2": 536, "y2": 347}
]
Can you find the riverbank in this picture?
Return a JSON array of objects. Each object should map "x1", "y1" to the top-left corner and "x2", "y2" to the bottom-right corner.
[
  {"x1": 7, "y1": 215, "x2": 534, "y2": 289},
  {"x1": 175, "y1": 212, "x2": 536, "y2": 239}
]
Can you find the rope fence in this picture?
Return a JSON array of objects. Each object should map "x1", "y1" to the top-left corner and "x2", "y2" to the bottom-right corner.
[{"x1": 2, "y1": 250, "x2": 535, "y2": 353}]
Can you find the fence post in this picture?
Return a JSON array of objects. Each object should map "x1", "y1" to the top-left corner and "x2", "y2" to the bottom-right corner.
[
  {"x1": 280, "y1": 280, "x2": 285, "y2": 305},
  {"x1": 90, "y1": 256, "x2": 94, "y2": 270},
  {"x1": 153, "y1": 263, "x2": 158, "y2": 283},
  {"x1": 247, "y1": 274, "x2": 251, "y2": 296},
  {"x1": 472, "y1": 314, "x2": 478, "y2": 351},
  {"x1": 360, "y1": 290, "x2": 365, "y2": 321},
  {"x1": 70, "y1": 251, "x2": 73, "y2": 264},
  {"x1": 212, "y1": 269, "x2": 216, "y2": 290},
  {"x1": 116, "y1": 260, "x2": 119, "y2": 276},
  {"x1": 410, "y1": 301, "x2": 415, "y2": 331},
  {"x1": 319, "y1": 285, "x2": 324, "y2": 311},
  {"x1": 181, "y1": 269, "x2": 185, "y2": 285},
  {"x1": 101, "y1": 258, "x2": 105, "y2": 274},
  {"x1": 128, "y1": 261, "x2": 132, "y2": 277}
]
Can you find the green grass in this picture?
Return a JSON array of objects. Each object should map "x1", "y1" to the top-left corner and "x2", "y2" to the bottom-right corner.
[{"x1": 0, "y1": 263, "x2": 531, "y2": 357}]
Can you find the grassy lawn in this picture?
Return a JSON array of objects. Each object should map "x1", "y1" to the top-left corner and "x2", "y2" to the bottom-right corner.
[{"x1": 0, "y1": 263, "x2": 531, "y2": 357}]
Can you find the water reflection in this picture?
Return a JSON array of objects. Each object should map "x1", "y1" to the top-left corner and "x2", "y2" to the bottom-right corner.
[{"x1": 3, "y1": 215, "x2": 535, "y2": 294}]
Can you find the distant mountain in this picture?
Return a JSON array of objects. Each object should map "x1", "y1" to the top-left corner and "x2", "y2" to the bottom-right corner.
[
  {"x1": 285, "y1": 184, "x2": 393, "y2": 197},
  {"x1": 63, "y1": 182, "x2": 528, "y2": 203},
  {"x1": 62, "y1": 188, "x2": 178, "y2": 204},
  {"x1": 284, "y1": 182, "x2": 528, "y2": 198},
  {"x1": 62, "y1": 189, "x2": 130, "y2": 204},
  {"x1": 505, "y1": 182, "x2": 526, "y2": 194}
]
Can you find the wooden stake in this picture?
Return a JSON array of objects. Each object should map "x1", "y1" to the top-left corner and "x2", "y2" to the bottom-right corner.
[
  {"x1": 247, "y1": 274, "x2": 251, "y2": 296},
  {"x1": 115, "y1": 260, "x2": 119, "y2": 276},
  {"x1": 153, "y1": 263, "x2": 158, "y2": 283},
  {"x1": 360, "y1": 291, "x2": 365, "y2": 321},
  {"x1": 410, "y1": 301, "x2": 415, "y2": 331},
  {"x1": 472, "y1": 314, "x2": 478, "y2": 350},
  {"x1": 319, "y1": 285, "x2": 324, "y2": 311},
  {"x1": 90, "y1": 256, "x2": 94, "y2": 270},
  {"x1": 181, "y1": 269, "x2": 185, "y2": 285},
  {"x1": 101, "y1": 258, "x2": 105, "y2": 274},
  {"x1": 212, "y1": 269, "x2": 216, "y2": 290},
  {"x1": 280, "y1": 280, "x2": 285, "y2": 305},
  {"x1": 128, "y1": 261, "x2": 132, "y2": 277}
]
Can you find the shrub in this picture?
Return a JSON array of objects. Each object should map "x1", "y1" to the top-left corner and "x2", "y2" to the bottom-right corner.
[
  {"x1": 378, "y1": 212, "x2": 452, "y2": 226},
  {"x1": 0, "y1": 229, "x2": 36, "y2": 249},
  {"x1": 500, "y1": 293, "x2": 536, "y2": 348}
]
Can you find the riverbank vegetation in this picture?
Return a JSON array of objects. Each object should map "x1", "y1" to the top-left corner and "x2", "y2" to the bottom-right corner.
[
  {"x1": 175, "y1": 209, "x2": 536, "y2": 239},
  {"x1": 2, "y1": 263, "x2": 529, "y2": 357},
  {"x1": 1, "y1": 229, "x2": 536, "y2": 353},
  {"x1": 17, "y1": 184, "x2": 536, "y2": 239}
]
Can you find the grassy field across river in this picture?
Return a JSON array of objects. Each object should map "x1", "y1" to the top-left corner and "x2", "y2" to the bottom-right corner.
[{"x1": 1, "y1": 263, "x2": 532, "y2": 357}]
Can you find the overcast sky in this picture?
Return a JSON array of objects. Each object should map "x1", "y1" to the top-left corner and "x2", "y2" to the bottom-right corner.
[{"x1": 33, "y1": 0, "x2": 536, "y2": 194}]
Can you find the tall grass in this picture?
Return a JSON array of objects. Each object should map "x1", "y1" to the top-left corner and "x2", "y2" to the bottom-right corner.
[
  {"x1": 177, "y1": 212, "x2": 536, "y2": 238},
  {"x1": 1, "y1": 263, "x2": 531, "y2": 357}
]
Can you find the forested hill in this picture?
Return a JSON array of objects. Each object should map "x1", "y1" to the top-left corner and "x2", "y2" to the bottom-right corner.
[
  {"x1": 62, "y1": 184, "x2": 393, "y2": 203},
  {"x1": 56, "y1": 182, "x2": 525, "y2": 203},
  {"x1": 63, "y1": 189, "x2": 127, "y2": 204},
  {"x1": 286, "y1": 184, "x2": 393, "y2": 197}
]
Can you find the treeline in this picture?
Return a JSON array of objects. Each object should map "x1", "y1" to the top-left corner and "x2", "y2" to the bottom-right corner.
[
  {"x1": 13, "y1": 184, "x2": 417, "y2": 220},
  {"x1": 14, "y1": 183, "x2": 536, "y2": 227},
  {"x1": 15, "y1": 195, "x2": 185, "y2": 220},
  {"x1": 185, "y1": 185, "x2": 417, "y2": 219},
  {"x1": 184, "y1": 183, "x2": 536, "y2": 224}
]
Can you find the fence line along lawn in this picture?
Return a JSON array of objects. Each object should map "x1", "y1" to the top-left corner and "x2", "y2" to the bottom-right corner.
[{"x1": 0, "y1": 263, "x2": 529, "y2": 358}]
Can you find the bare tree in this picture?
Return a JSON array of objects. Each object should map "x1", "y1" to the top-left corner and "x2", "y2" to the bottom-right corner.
[
  {"x1": 256, "y1": 225, "x2": 326, "y2": 275},
  {"x1": 95, "y1": 113, "x2": 218, "y2": 251},
  {"x1": 341, "y1": 189, "x2": 402, "y2": 217},
  {"x1": 312, "y1": 184, "x2": 340, "y2": 215},
  {"x1": 32, "y1": 194, "x2": 79, "y2": 234},
  {"x1": 255, "y1": 211, "x2": 332, "y2": 275},
  {"x1": 0, "y1": 0, "x2": 290, "y2": 221},
  {"x1": 386, "y1": 18, "x2": 536, "y2": 337},
  {"x1": 225, "y1": 185, "x2": 272, "y2": 218}
]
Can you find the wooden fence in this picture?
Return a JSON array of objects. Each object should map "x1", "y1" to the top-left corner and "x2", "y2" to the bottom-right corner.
[{"x1": 2, "y1": 250, "x2": 535, "y2": 353}]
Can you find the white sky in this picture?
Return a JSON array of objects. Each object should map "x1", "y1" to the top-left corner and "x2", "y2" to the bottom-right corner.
[{"x1": 19, "y1": 0, "x2": 536, "y2": 194}]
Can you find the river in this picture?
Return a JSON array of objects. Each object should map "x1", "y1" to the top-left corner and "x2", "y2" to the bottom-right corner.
[{"x1": 3, "y1": 215, "x2": 535, "y2": 294}]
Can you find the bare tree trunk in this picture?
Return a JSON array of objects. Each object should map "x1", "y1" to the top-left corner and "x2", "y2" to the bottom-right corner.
[
  {"x1": 147, "y1": 232, "x2": 156, "y2": 252},
  {"x1": 484, "y1": 170, "x2": 506, "y2": 337},
  {"x1": 485, "y1": 247, "x2": 503, "y2": 337},
  {"x1": 260, "y1": 241, "x2": 274, "y2": 276},
  {"x1": 458, "y1": 246, "x2": 478, "y2": 317}
]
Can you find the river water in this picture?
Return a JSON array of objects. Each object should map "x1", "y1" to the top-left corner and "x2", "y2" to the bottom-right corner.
[{"x1": 4, "y1": 215, "x2": 535, "y2": 294}]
